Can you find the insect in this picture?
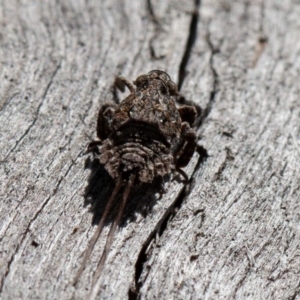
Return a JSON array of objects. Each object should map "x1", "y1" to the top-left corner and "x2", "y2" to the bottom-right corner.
[{"x1": 73, "y1": 70, "x2": 197, "y2": 290}]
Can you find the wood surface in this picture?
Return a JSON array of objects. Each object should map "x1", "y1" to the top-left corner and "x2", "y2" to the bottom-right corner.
[{"x1": 1, "y1": 0, "x2": 300, "y2": 299}]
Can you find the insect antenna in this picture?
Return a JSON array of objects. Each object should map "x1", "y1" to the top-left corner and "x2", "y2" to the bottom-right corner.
[
  {"x1": 73, "y1": 177, "x2": 123, "y2": 286},
  {"x1": 90, "y1": 173, "x2": 136, "y2": 293}
]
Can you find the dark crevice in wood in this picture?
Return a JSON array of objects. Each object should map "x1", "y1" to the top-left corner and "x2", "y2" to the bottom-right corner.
[
  {"x1": 131, "y1": 145, "x2": 208, "y2": 298},
  {"x1": 130, "y1": 188, "x2": 188, "y2": 298},
  {"x1": 146, "y1": 0, "x2": 159, "y2": 25},
  {"x1": 196, "y1": 26, "x2": 219, "y2": 127},
  {"x1": 178, "y1": 0, "x2": 201, "y2": 90},
  {"x1": 157, "y1": 150, "x2": 207, "y2": 236},
  {"x1": 130, "y1": 220, "x2": 163, "y2": 299},
  {"x1": 128, "y1": 288, "x2": 138, "y2": 300},
  {"x1": 146, "y1": 0, "x2": 166, "y2": 60},
  {"x1": 289, "y1": 281, "x2": 300, "y2": 300},
  {"x1": 149, "y1": 38, "x2": 166, "y2": 60},
  {"x1": 131, "y1": 8, "x2": 214, "y2": 289},
  {"x1": 213, "y1": 147, "x2": 234, "y2": 181},
  {"x1": 205, "y1": 31, "x2": 219, "y2": 116},
  {"x1": 231, "y1": 263, "x2": 252, "y2": 298},
  {"x1": 0, "y1": 91, "x2": 20, "y2": 113},
  {"x1": 4, "y1": 62, "x2": 61, "y2": 160}
]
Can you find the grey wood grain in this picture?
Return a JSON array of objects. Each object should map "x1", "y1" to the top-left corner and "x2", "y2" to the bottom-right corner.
[{"x1": 0, "y1": 0, "x2": 299, "y2": 299}]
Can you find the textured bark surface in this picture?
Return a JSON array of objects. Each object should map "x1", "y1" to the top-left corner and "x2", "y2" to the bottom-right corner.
[{"x1": 1, "y1": 0, "x2": 300, "y2": 299}]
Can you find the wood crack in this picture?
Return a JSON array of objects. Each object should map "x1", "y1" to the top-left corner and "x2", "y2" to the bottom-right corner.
[
  {"x1": 4, "y1": 62, "x2": 61, "y2": 160},
  {"x1": 197, "y1": 24, "x2": 219, "y2": 126},
  {"x1": 146, "y1": 0, "x2": 159, "y2": 25},
  {"x1": 129, "y1": 2, "x2": 216, "y2": 296},
  {"x1": 130, "y1": 145, "x2": 208, "y2": 298},
  {"x1": 146, "y1": 0, "x2": 166, "y2": 60},
  {"x1": 178, "y1": 0, "x2": 201, "y2": 90}
]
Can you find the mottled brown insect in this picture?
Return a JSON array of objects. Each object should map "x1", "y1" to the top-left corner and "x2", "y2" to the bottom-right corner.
[{"x1": 74, "y1": 70, "x2": 197, "y2": 289}]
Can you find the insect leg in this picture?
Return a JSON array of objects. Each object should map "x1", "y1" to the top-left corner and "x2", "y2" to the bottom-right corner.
[
  {"x1": 115, "y1": 76, "x2": 136, "y2": 93},
  {"x1": 173, "y1": 122, "x2": 197, "y2": 182}
]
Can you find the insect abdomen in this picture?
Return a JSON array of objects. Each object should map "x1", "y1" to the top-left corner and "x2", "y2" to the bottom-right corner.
[{"x1": 99, "y1": 138, "x2": 174, "y2": 183}]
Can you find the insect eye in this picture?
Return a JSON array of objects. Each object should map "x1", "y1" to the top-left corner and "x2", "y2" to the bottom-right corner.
[
  {"x1": 160, "y1": 84, "x2": 168, "y2": 95},
  {"x1": 140, "y1": 80, "x2": 149, "y2": 90}
]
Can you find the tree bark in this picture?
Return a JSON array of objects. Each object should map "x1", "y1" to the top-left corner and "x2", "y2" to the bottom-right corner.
[{"x1": 1, "y1": 0, "x2": 300, "y2": 299}]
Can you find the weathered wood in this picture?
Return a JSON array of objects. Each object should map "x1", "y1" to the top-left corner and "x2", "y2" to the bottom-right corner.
[{"x1": 0, "y1": 0, "x2": 299, "y2": 299}]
